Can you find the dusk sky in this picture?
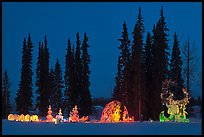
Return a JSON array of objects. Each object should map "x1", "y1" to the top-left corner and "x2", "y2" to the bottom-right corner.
[{"x1": 2, "y1": 2, "x2": 202, "y2": 105}]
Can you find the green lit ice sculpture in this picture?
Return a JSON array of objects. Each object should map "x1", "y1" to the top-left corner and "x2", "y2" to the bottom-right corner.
[{"x1": 159, "y1": 79, "x2": 190, "y2": 122}]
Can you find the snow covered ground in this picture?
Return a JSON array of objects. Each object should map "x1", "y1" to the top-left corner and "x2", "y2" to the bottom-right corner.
[{"x1": 2, "y1": 119, "x2": 202, "y2": 135}]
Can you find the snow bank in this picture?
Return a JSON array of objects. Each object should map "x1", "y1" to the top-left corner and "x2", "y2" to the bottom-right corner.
[{"x1": 2, "y1": 119, "x2": 202, "y2": 135}]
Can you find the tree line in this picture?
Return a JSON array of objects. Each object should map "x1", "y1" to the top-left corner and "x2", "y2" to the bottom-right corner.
[
  {"x1": 2, "y1": 6, "x2": 200, "y2": 120},
  {"x1": 112, "y1": 6, "x2": 199, "y2": 121},
  {"x1": 2, "y1": 32, "x2": 92, "y2": 118}
]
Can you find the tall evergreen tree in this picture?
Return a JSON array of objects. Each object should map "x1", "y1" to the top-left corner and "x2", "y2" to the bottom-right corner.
[
  {"x1": 42, "y1": 35, "x2": 50, "y2": 113},
  {"x1": 113, "y1": 22, "x2": 131, "y2": 110},
  {"x1": 74, "y1": 32, "x2": 83, "y2": 110},
  {"x1": 26, "y1": 34, "x2": 34, "y2": 105},
  {"x1": 2, "y1": 70, "x2": 11, "y2": 119},
  {"x1": 155, "y1": 6, "x2": 170, "y2": 79},
  {"x1": 113, "y1": 56, "x2": 122, "y2": 101},
  {"x1": 36, "y1": 35, "x2": 50, "y2": 116},
  {"x1": 15, "y1": 34, "x2": 33, "y2": 114},
  {"x1": 35, "y1": 42, "x2": 44, "y2": 116},
  {"x1": 119, "y1": 22, "x2": 131, "y2": 108},
  {"x1": 64, "y1": 38, "x2": 75, "y2": 116},
  {"x1": 143, "y1": 32, "x2": 153, "y2": 120},
  {"x1": 35, "y1": 35, "x2": 50, "y2": 116},
  {"x1": 54, "y1": 59, "x2": 64, "y2": 112},
  {"x1": 49, "y1": 67, "x2": 57, "y2": 113},
  {"x1": 130, "y1": 7, "x2": 145, "y2": 121},
  {"x1": 80, "y1": 33, "x2": 92, "y2": 116},
  {"x1": 151, "y1": 6, "x2": 169, "y2": 120},
  {"x1": 169, "y1": 32, "x2": 184, "y2": 100}
]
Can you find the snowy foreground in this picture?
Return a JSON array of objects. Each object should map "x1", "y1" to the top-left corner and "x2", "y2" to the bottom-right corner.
[{"x1": 2, "y1": 119, "x2": 202, "y2": 135}]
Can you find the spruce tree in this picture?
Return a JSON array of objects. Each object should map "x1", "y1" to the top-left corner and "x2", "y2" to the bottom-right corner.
[
  {"x1": 113, "y1": 22, "x2": 131, "y2": 110},
  {"x1": 15, "y1": 34, "x2": 33, "y2": 114},
  {"x1": 119, "y1": 22, "x2": 131, "y2": 108},
  {"x1": 81, "y1": 33, "x2": 92, "y2": 116},
  {"x1": 54, "y1": 59, "x2": 64, "y2": 112},
  {"x1": 151, "y1": 23, "x2": 160, "y2": 120},
  {"x1": 43, "y1": 35, "x2": 50, "y2": 109},
  {"x1": 36, "y1": 35, "x2": 50, "y2": 116},
  {"x1": 74, "y1": 32, "x2": 83, "y2": 110},
  {"x1": 143, "y1": 32, "x2": 153, "y2": 120},
  {"x1": 35, "y1": 35, "x2": 50, "y2": 116},
  {"x1": 169, "y1": 32, "x2": 184, "y2": 100},
  {"x1": 151, "y1": 6, "x2": 169, "y2": 120},
  {"x1": 26, "y1": 34, "x2": 34, "y2": 106},
  {"x1": 2, "y1": 70, "x2": 11, "y2": 119},
  {"x1": 49, "y1": 67, "x2": 57, "y2": 113},
  {"x1": 158, "y1": 6, "x2": 170, "y2": 80},
  {"x1": 36, "y1": 42, "x2": 43, "y2": 115},
  {"x1": 130, "y1": 7, "x2": 145, "y2": 121},
  {"x1": 64, "y1": 38, "x2": 75, "y2": 116},
  {"x1": 113, "y1": 56, "x2": 122, "y2": 101}
]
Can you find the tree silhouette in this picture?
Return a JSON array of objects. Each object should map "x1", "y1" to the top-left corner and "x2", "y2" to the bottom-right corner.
[
  {"x1": 64, "y1": 38, "x2": 75, "y2": 116},
  {"x1": 35, "y1": 35, "x2": 50, "y2": 116},
  {"x1": 130, "y1": 7, "x2": 145, "y2": 121},
  {"x1": 15, "y1": 34, "x2": 34, "y2": 114},
  {"x1": 80, "y1": 33, "x2": 92, "y2": 116},
  {"x1": 54, "y1": 59, "x2": 64, "y2": 112},
  {"x1": 169, "y1": 32, "x2": 184, "y2": 100},
  {"x1": 2, "y1": 70, "x2": 11, "y2": 118}
]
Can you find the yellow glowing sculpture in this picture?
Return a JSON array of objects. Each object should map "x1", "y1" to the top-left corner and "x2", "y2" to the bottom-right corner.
[
  {"x1": 19, "y1": 114, "x2": 25, "y2": 121},
  {"x1": 113, "y1": 104, "x2": 121, "y2": 122},
  {"x1": 24, "y1": 114, "x2": 30, "y2": 122},
  {"x1": 100, "y1": 100, "x2": 130, "y2": 122},
  {"x1": 14, "y1": 114, "x2": 19, "y2": 121},
  {"x1": 8, "y1": 114, "x2": 15, "y2": 121},
  {"x1": 160, "y1": 79, "x2": 190, "y2": 122},
  {"x1": 8, "y1": 114, "x2": 39, "y2": 122},
  {"x1": 30, "y1": 115, "x2": 39, "y2": 122}
]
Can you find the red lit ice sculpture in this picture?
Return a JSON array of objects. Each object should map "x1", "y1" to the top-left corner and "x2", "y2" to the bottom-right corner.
[
  {"x1": 69, "y1": 105, "x2": 79, "y2": 122},
  {"x1": 46, "y1": 105, "x2": 53, "y2": 122}
]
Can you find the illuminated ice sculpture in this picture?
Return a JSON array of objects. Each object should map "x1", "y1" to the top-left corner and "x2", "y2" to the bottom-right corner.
[
  {"x1": 160, "y1": 79, "x2": 190, "y2": 122},
  {"x1": 56, "y1": 108, "x2": 64, "y2": 122},
  {"x1": 100, "y1": 100, "x2": 133, "y2": 122},
  {"x1": 46, "y1": 105, "x2": 53, "y2": 122},
  {"x1": 69, "y1": 105, "x2": 79, "y2": 122}
]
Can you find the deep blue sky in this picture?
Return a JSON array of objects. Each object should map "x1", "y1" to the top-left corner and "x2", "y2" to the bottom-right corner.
[{"x1": 2, "y1": 2, "x2": 202, "y2": 104}]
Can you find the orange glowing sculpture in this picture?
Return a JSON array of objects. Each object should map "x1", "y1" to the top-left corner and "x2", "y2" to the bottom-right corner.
[
  {"x1": 100, "y1": 100, "x2": 130, "y2": 122},
  {"x1": 30, "y1": 115, "x2": 39, "y2": 122},
  {"x1": 69, "y1": 105, "x2": 79, "y2": 122},
  {"x1": 14, "y1": 114, "x2": 19, "y2": 121},
  {"x1": 8, "y1": 114, "x2": 15, "y2": 121},
  {"x1": 79, "y1": 116, "x2": 89, "y2": 122},
  {"x1": 46, "y1": 105, "x2": 53, "y2": 122},
  {"x1": 122, "y1": 106, "x2": 129, "y2": 121},
  {"x1": 19, "y1": 114, "x2": 25, "y2": 121}
]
